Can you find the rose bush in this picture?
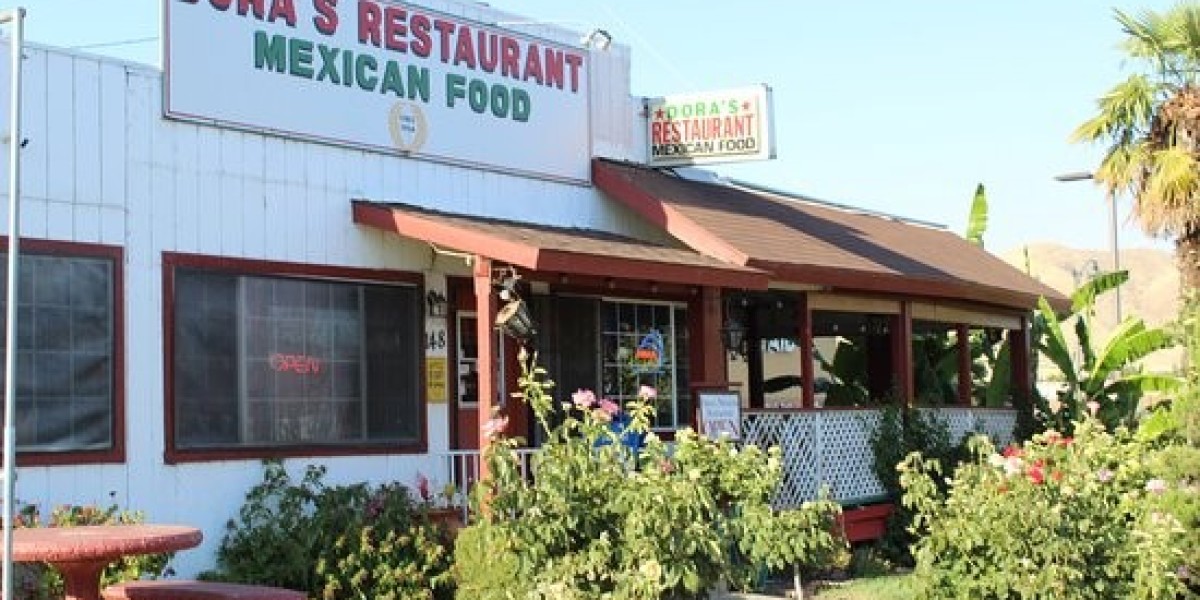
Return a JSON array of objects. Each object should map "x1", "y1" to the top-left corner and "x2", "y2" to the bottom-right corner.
[
  {"x1": 900, "y1": 416, "x2": 1192, "y2": 599},
  {"x1": 454, "y1": 353, "x2": 845, "y2": 599}
]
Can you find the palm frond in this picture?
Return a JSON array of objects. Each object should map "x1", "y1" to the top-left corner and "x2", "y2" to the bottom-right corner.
[
  {"x1": 1071, "y1": 75, "x2": 1158, "y2": 144},
  {"x1": 1095, "y1": 140, "x2": 1152, "y2": 198},
  {"x1": 1141, "y1": 146, "x2": 1200, "y2": 236}
]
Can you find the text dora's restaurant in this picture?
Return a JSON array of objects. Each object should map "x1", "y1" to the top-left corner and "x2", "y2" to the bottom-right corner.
[{"x1": 0, "y1": 0, "x2": 1064, "y2": 574}]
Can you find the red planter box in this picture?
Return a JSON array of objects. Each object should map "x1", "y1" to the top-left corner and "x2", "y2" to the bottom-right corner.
[{"x1": 837, "y1": 503, "x2": 894, "y2": 542}]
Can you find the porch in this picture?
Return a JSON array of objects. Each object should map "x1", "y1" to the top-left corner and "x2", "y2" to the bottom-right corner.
[{"x1": 432, "y1": 406, "x2": 1018, "y2": 537}]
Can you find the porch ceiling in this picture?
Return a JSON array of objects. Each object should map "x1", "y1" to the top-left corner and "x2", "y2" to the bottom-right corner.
[
  {"x1": 592, "y1": 158, "x2": 1071, "y2": 313},
  {"x1": 352, "y1": 200, "x2": 769, "y2": 290}
]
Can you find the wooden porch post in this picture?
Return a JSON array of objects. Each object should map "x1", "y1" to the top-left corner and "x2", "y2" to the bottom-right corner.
[
  {"x1": 1009, "y1": 316, "x2": 1031, "y2": 405},
  {"x1": 473, "y1": 257, "x2": 497, "y2": 482},
  {"x1": 798, "y1": 293, "x2": 815, "y2": 409},
  {"x1": 689, "y1": 286, "x2": 728, "y2": 426},
  {"x1": 746, "y1": 305, "x2": 764, "y2": 409},
  {"x1": 957, "y1": 323, "x2": 972, "y2": 406},
  {"x1": 699, "y1": 286, "x2": 726, "y2": 385},
  {"x1": 894, "y1": 301, "x2": 914, "y2": 407}
]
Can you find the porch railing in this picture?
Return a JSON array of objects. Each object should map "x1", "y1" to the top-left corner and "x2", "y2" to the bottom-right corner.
[
  {"x1": 432, "y1": 408, "x2": 1017, "y2": 514},
  {"x1": 741, "y1": 407, "x2": 1018, "y2": 509},
  {"x1": 433, "y1": 448, "x2": 536, "y2": 517}
]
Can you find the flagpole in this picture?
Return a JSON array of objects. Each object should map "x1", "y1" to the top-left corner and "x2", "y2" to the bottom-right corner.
[{"x1": 1, "y1": 8, "x2": 24, "y2": 600}]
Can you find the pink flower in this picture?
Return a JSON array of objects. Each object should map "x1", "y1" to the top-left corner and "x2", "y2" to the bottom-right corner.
[
  {"x1": 1002, "y1": 444, "x2": 1024, "y2": 458},
  {"x1": 1145, "y1": 479, "x2": 1168, "y2": 495},
  {"x1": 1086, "y1": 400, "x2": 1100, "y2": 416},
  {"x1": 592, "y1": 408, "x2": 613, "y2": 424},
  {"x1": 482, "y1": 415, "x2": 509, "y2": 440},
  {"x1": 1003, "y1": 455, "x2": 1024, "y2": 477},
  {"x1": 659, "y1": 459, "x2": 675, "y2": 475},
  {"x1": 638, "y1": 385, "x2": 657, "y2": 399},
  {"x1": 598, "y1": 398, "x2": 620, "y2": 416},
  {"x1": 1096, "y1": 468, "x2": 1114, "y2": 483},
  {"x1": 572, "y1": 389, "x2": 596, "y2": 409}
]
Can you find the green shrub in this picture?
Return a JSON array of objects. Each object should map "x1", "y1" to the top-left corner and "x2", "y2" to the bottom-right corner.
[
  {"x1": 867, "y1": 406, "x2": 971, "y2": 567},
  {"x1": 11, "y1": 500, "x2": 172, "y2": 599},
  {"x1": 900, "y1": 418, "x2": 1190, "y2": 599},
  {"x1": 203, "y1": 461, "x2": 453, "y2": 599},
  {"x1": 454, "y1": 352, "x2": 845, "y2": 599}
]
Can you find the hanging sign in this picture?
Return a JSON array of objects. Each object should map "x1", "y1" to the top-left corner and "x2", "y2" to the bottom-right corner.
[
  {"x1": 164, "y1": 0, "x2": 592, "y2": 182},
  {"x1": 631, "y1": 330, "x2": 665, "y2": 374},
  {"x1": 645, "y1": 84, "x2": 776, "y2": 167}
]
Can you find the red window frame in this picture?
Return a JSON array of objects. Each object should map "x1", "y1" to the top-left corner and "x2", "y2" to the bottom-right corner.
[
  {"x1": 1, "y1": 238, "x2": 125, "y2": 466},
  {"x1": 162, "y1": 252, "x2": 427, "y2": 464}
]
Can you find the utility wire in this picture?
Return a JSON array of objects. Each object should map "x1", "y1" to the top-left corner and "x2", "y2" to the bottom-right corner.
[
  {"x1": 70, "y1": 36, "x2": 158, "y2": 50},
  {"x1": 587, "y1": 0, "x2": 693, "y2": 93}
]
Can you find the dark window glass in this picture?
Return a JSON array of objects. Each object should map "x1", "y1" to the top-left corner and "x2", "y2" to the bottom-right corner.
[
  {"x1": 0, "y1": 253, "x2": 115, "y2": 452},
  {"x1": 172, "y1": 268, "x2": 421, "y2": 450}
]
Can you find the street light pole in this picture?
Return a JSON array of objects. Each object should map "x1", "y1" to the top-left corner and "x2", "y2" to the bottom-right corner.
[{"x1": 1054, "y1": 171, "x2": 1122, "y2": 323}]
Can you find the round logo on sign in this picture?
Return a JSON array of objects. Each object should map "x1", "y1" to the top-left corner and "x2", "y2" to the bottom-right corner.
[{"x1": 388, "y1": 101, "x2": 429, "y2": 154}]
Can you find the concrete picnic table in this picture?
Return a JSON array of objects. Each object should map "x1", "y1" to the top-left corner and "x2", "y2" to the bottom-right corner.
[{"x1": 8, "y1": 524, "x2": 202, "y2": 600}]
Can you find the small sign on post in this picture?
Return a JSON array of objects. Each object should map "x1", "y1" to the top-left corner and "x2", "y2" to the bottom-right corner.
[{"x1": 698, "y1": 390, "x2": 741, "y2": 441}]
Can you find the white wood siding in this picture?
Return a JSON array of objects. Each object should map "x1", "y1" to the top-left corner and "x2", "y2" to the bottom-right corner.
[{"x1": 0, "y1": 0, "x2": 653, "y2": 574}]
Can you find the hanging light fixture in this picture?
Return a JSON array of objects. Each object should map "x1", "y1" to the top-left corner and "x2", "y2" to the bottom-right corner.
[
  {"x1": 496, "y1": 298, "x2": 536, "y2": 340},
  {"x1": 720, "y1": 295, "x2": 748, "y2": 355},
  {"x1": 493, "y1": 267, "x2": 536, "y2": 341}
]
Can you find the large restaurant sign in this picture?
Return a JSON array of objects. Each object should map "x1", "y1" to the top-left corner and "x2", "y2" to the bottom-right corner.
[
  {"x1": 164, "y1": 0, "x2": 592, "y2": 182},
  {"x1": 645, "y1": 85, "x2": 775, "y2": 167}
]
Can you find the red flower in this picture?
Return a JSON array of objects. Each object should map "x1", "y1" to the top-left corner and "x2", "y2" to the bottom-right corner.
[
  {"x1": 1002, "y1": 444, "x2": 1024, "y2": 458},
  {"x1": 1027, "y1": 460, "x2": 1046, "y2": 485}
]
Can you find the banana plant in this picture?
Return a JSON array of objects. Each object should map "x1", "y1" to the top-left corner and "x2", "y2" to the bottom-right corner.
[
  {"x1": 964, "y1": 183, "x2": 988, "y2": 247},
  {"x1": 1034, "y1": 270, "x2": 1182, "y2": 432}
]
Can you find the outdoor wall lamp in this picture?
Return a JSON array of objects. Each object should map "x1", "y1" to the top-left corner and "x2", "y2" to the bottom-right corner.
[{"x1": 425, "y1": 290, "x2": 448, "y2": 318}]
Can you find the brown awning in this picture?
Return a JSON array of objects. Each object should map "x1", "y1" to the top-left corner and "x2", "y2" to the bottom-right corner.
[
  {"x1": 352, "y1": 200, "x2": 769, "y2": 290},
  {"x1": 593, "y1": 158, "x2": 1070, "y2": 312}
]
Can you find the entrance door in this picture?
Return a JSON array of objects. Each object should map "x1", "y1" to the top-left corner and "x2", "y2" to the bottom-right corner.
[{"x1": 447, "y1": 277, "x2": 527, "y2": 451}]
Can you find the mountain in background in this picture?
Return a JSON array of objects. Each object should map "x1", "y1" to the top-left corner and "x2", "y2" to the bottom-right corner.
[{"x1": 1000, "y1": 243, "x2": 1181, "y2": 373}]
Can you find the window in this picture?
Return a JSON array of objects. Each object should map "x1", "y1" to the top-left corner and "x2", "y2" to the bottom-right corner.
[
  {"x1": 0, "y1": 242, "x2": 121, "y2": 461},
  {"x1": 168, "y1": 256, "x2": 423, "y2": 458},
  {"x1": 598, "y1": 300, "x2": 690, "y2": 429}
]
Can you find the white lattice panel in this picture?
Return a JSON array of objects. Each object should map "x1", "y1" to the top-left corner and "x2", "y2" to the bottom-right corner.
[
  {"x1": 921, "y1": 408, "x2": 1017, "y2": 448},
  {"x1": 742, "y1": 410, "x2": 887, "y2": 508}
]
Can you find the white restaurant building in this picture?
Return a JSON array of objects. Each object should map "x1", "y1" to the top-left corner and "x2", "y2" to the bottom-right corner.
[{"x1": 0, "y1": 0, "x2": 1063, "y2": 576}]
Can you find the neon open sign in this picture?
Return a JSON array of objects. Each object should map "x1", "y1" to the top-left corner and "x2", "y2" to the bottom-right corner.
[{"x1": 269, "y1": 353, "x2": 323, "y2": 375}]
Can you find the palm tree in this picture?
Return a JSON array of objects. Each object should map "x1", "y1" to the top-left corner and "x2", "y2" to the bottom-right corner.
[{"x1": 1073, "y1": 5, "x2": 1200, "y2": 289}]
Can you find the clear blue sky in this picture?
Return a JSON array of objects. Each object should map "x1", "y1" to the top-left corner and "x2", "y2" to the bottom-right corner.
[{"x1": 4, "y1": 0, "x2": 1180, "y2": 254}]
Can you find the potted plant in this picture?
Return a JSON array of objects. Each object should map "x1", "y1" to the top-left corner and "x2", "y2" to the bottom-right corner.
[{"x1": 414, "y1": 474, "x2": 465, "y2": 536}]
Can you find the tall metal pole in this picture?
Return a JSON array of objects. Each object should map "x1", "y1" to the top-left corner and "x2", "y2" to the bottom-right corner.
[
  {"x1": 1108, "y1": 191, "x2": 1123, "y2": 323},
  {"x1": 1, "y1": 9, "x2": 24, "y2": 600},
  {"x1": 1054, "y1": 171, "x2": 1122, "y2": 324}
]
